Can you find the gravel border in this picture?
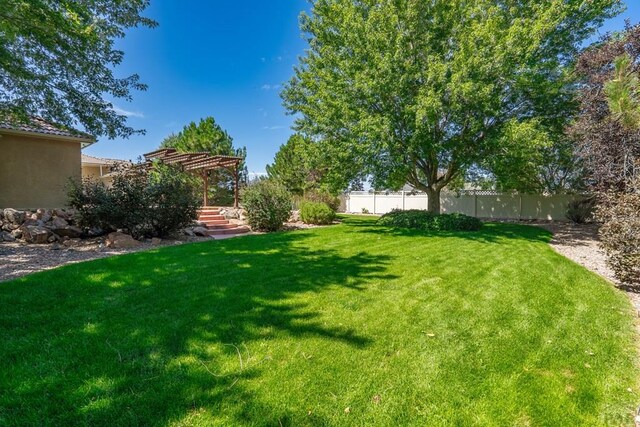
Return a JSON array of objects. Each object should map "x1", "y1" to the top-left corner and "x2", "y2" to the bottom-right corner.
[
  {"x1": 534, "y1": 222, "x2": 640, "y2": 314},
  {"x1": 0, "y1": 236, "x2": 213, "y2": 282}
]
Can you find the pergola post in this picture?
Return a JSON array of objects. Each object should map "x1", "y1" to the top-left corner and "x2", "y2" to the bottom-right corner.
[
  {"x1": 233, "y1": 164, "x2": 239, "y2": 209},
  {"x1": 202, "y1": 169, "x2": 209, "y2": 207}
]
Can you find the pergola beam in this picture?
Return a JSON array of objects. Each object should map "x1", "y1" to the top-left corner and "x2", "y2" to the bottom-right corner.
[{"x1": 143, "y1": 149, "x2": 243, "y2": 208}]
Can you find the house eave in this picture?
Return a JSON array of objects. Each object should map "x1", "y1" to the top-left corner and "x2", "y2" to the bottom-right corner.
[{"x1": 0, "y1": 128, "x2": 95, "y2": 147}]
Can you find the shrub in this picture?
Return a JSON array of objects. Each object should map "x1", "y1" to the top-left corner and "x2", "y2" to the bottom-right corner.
[
  {"x1": 303, "y1": 190, "x2": 341, "y2": 212},
  {"x1": 241, "y1": 179, "x2": 291, "y2": 231},
  {"x1": 68, "y1": 164, "x2": 200, "y2": 239},
  {"x1": 300, "y1": 201, "x2": 336, "y2": 225},
  {"x1": 566, "y1": 197, "x2": 596, "y2": 224},
  {"x1": 598, "y1": 184, "x2": 640, "y2": 286},
  {"x1": 378, "y1": 209, "x2": 482, "y2": 232}
]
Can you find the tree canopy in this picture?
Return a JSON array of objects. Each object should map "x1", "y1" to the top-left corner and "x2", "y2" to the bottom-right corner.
[
  {"x1": 266, "y1": 134, "x2": 323, "y2": 195},
  {"x1": 283, "y1": 0, "x2": 621, "y2": 211},
  {"x1": 570, "y1": 24, "x2": 640, "y2": 192},
  {"x1": 0, "y1": 0, "x2": 156, "y2": 138}
]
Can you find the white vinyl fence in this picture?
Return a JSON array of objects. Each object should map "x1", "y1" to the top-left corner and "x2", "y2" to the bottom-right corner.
[{"x1": 345, "y1": 191, "x2": 582, "y2": 221}]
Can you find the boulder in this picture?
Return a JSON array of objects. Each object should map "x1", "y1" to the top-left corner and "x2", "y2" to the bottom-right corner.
[
  {"x1": 151, "y1": 237, "x2": 162, "y2": 245},
  {"x1": 53, "y1": 209, "x2": 68, "y2": 219},
  {"x1": 192, "y1": 227, "x2": 209, "y2": 237},
  {"x1": 37, "y1": 209, "x2": 52, "y2": 223},
  {"x1": 183, "y1": 228, "x2": 195, "y2": 237},
  {"x1": 289, "y1": 210, "x2": 301, "y2": 223},
  {"x1": 0, "y1": 231, "x2": 15, "y2": 242},
  {"x1": 87, "y1": 227, "x2": 104, "y2": 237},
  {"x1": 10, "y1": 228, "x2": 22, "y2": 239},
  {"x1": 3, "y1": 208, "x2": 25, "y2": 225},
  {"x1": 105, "y1": 232, "x2": 142, "y2": 249},
  {"x1": 22, "y1": 218, "x2": 43, "y2": 227},
  {"x1": 21, "y1": 226, "x2": 52, "y2": 244},
  {"x1": 50, "y1": 217, "x2": 68, "y2": 229},
  {"x1": 52, "y1": 226, "x2": 82, "y2": 238}
]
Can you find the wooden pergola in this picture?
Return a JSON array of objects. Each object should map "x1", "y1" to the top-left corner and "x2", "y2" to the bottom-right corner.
[{"x1": 143, "y1": 148, "x2": 244, "y2": 208}]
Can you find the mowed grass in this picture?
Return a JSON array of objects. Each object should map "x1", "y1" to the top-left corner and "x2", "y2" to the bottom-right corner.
[{"x1": 0, "y1": 216, "x2": 638, "y2": 426}]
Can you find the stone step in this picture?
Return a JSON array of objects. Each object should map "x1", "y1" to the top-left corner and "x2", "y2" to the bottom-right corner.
[
  {"x1": 197, "y1": 211, "x2": 221, "y2": 216},
  {"x1": 206, "y1": 226, "x2": 250, "y2": 236},
  {"x1": 199, "y1": 220, "x2": 230, "y2": 226},
  {"x1": 206, "y1": 223, "x2": 239, "y2": 230},
  {"x1": 198, "y1": 214, "x2": 225, "y2": 221}
]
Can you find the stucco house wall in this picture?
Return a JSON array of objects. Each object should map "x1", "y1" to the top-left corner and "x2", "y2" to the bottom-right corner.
[{"x1": 0, "y1": 132, "x2": 87, "y2": 209}]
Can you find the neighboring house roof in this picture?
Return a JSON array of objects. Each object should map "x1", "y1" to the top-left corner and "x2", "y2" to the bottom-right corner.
[
  {"x1": 0, "y1": 115, "x2": 95, "y2": 145},
  {"x1": 81, "y1": 154, "x2": 131, "y2": 166}
]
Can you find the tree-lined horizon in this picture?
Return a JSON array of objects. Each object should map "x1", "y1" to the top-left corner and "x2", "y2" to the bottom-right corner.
[{"x1": 283, "y1": 0, "x2": 623, "y2": 212}]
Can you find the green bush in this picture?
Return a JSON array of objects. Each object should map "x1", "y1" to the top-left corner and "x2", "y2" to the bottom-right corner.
[
  {"x1": 303, "y1": 190, "x2": 341, "y2": 212},
  {"x1": 566, "y1": 197, "x2": 595, "y2": 224},
  {"x1": 68, "y1": 164, "x2": 200, "y2": 239},
  {"x1": 300, "y1": 201, "x2": 336, "y2": 225},
  {"x1": 241, "y1": 179, "x2": 291, "y2": 231},
  {"x1": 377, "y1": 209, "x2": 482, "y2": 232}
]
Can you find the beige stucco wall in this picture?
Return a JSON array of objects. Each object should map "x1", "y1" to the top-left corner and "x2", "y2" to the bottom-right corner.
[
  {"x1": 81, "y1": 164, "x2": 103, "y2": 180},
  {"x1": 81, "y1": 165, "x2": 115, "y2": 187},
  {"x1": 0, "y1": 133, "x2": 82, "y2": 209}
]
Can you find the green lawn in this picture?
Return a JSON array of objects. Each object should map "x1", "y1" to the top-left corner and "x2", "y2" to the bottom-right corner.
[{"x1": 0, "y1": 216, "x2": 638, "y2": 426}]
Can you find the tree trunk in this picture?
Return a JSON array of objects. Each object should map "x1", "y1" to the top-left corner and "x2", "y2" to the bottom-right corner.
[{"x1": 426, "y1": 187, "x2": 441, "y2": 214}]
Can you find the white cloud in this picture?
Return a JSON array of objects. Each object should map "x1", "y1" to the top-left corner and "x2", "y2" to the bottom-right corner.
[
  {"x1": 261, "y1": 84, "x2": 281, "y2": 91},
  {"x1": 262, "y1": 125, "x2": 286, "y2": 130},
  {"x1": 111, "y1": 106, "x2": 144, "y2": 118}
]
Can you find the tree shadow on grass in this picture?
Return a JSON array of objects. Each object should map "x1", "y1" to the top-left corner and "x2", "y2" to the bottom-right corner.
[
  {"x1": 340, "y1": 215, "x2": 552, "y2": 244},
  {"x1": 0, "y1": 231, "x2": 396, "y2": 426}
]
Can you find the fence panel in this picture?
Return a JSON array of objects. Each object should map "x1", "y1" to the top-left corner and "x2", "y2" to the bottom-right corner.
[{"x1": 345, "y1": 191, "x2": 579, "y2": 221}]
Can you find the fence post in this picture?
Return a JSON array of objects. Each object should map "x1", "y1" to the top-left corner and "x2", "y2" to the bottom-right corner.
[
  {"x1": 519, "y1": 194, "x2": 523, "y2": 220},
  {"x1": 402, "y1": 191, "x2": 406, "y2": 210},
  {"x1": 474, "y1": 191, "x2": 478, "y2": 218},
  {"x1": 373, "y1": 191, "x2": 376, "y2": 214}
]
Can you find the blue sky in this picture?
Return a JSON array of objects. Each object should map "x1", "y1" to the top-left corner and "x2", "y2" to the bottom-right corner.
[{"x1": 84, "y1": 1, "x2": 640, "y2": 175}]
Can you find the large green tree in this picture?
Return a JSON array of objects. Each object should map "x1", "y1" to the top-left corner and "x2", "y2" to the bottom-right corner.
[
  {"x1": 266, "y1": 134, "x2": 323, "y2": 195},
  {"x1": 161, "y1": 117, "x2": 247, "y2": 206},
  {"x1": 0, "y1": 0, "x2": 156, "y2": 138},
  {"x1": 283, "y1": 0, "x2": 621, "y2": 212}
]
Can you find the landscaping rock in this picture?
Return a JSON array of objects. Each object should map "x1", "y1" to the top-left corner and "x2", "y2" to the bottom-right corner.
[
  {"x1": 192, "y1": 227, "x2": 209, "y2": 237},
  {"x1": 51, "y1": 217, "x2": 69, "y2": 229},
  {"x1": 151, "y1": 237, "x2": 162, "y2": 245},
  {"x1": 105, "y1": 232, "x2": 142, "y2": 249},
  {"x1": 183, "y1": 228, "x2": 195, "y2": 237},
  {"x1": 52, "y1": 226, "x2": 82, "y2": 238},
  {"x1": 4, "y1": 208, "x2": 25, "y2": 225},
  {"x1": 22, "y1": 218, "x2": 43, "y2": 227},
  {"x1": 289, "y1": 210, "x2": 301, "y2": 223},
  {"x1": 53, "y1": 209, "x2": 70, "y2": 220},
  {"x1": 87, "y1": 227, "x2": 104, "y2": 237},
  {"x1": 21, "y1": 226, "x2": 53, "y2": 244},
  {"x1": 1, "y1": 231, "x2": 16, "y2": 242},
  {"x1": 10, "y1": 229, "x2": 22, "y2": 239},
  {"x1": 38, "y1": 209, "x2": 52, "y2": 223}
]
